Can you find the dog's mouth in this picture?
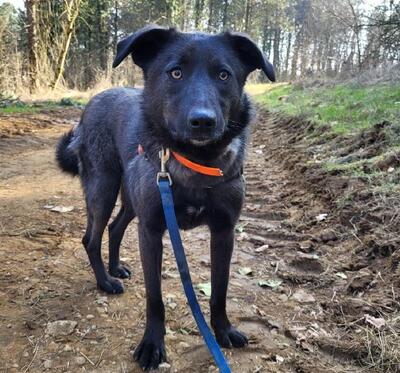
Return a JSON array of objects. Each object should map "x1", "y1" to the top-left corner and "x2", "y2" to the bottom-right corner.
[{"x1": 189, "y1": 138, "x2": 214, "y2": 146}]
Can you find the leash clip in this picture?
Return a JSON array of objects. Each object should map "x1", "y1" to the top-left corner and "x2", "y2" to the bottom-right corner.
[{"x1": 157, "y1": 147, "x2": 172, "y2": 185}]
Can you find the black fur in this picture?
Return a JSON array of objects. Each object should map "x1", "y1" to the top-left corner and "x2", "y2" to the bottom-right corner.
[
  {"x1": 56, "y1": 130, "x2": 79, "y2": 176},
  {"x1": 56, "y1": 25, "x2": 274, "y2": 371}
]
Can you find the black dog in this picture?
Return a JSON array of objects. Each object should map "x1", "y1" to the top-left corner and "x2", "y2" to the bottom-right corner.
[{"x1": 56, "y1": 25, "x2": 275, "y2": 370}]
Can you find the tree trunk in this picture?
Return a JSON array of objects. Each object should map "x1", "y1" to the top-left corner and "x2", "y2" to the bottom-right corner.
[
  {"x1": 52, "y1": 0, "x2": 82, "y2": 89},
  {"x1": 244, "y1": 0, "x2": 251, "y2": 34},
  {"x1": 25, "y1": 0, "x2": 39, "y2": 92},
  {"x1": 284, "y1": 32, "x2": 292, "y2": 78},
  {"x1": 273, "y1": 27, "x2": 281, "y2": 75},
  {"x1": 208, "y1": 0, "x2": 214, "y2": 32},
  {"x1": 222, "y1": 0, "x2": 229, "y2": 29},
  {"x1": 113, "y1": 0, "x2": 118, "y2": 53},
  {"x1": 194, "y1": 0, "x2": 204, "y2": 29},
  {"x1": 291, "y1": 27, "x2": 303, "y2": 80}
]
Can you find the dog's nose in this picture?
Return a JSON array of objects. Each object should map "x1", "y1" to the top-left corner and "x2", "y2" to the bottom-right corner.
[{"x1": 188, "y1": 109, "x2": 217, "y2": 129}]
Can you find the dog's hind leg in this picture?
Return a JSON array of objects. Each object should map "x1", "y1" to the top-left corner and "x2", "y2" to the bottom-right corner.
[
  {"x1": 108, "y1": 201, "x2": 135, "y2": 278},
  {"x1": 82, "y1": 202, "x2": 93, "y2": 249},
  {"x1": 83, "y1": 173, "x2": 124, "y2": 294}
]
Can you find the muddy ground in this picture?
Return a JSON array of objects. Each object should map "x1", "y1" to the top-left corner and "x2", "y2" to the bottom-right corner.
[{"x1": 0, "y1": 108, "x2": 396, "y2": 372}]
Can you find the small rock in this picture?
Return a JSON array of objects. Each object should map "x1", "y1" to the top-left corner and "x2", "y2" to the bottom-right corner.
[
  {"x1": 23, "y1": 351, "x2": 29, "y2": 357},
  {"x1": 43, "y1": 360, "x2": 53, "y2": 369},
  {"x1": 46, "y1": 320, "x2": 77, "y2": 337},
  {"x1": 159, "y1": 362, "x2": 171, "y2": 371},
  {"x1": 96, "y1": 307, "x2": 107, "y2": 314},
  {"x1": 47, "y1": 341, "x2": 58, "y2": 352},
  {"x1": 95, "y1": 296, "x2": 108, "y2": 306},
  {"x1": 298, "y1": 240, "x2": 314, "y2": 252},
  {"x1": 168, "y1": 302, "x2": 177, "y2": 310},
  {"x1": 11, "y1": 363, "x2": 19, "y2": 368},
  {"x1": 291, "y1": 289, "x2": 316, "y2": 304},
  {"x1": 278, "y1": 293, "x2": 288, "y2": 302},
  {"x1": 177, "y1": 341, "x2": 190, "y2": 351},
  {"x1": 76, "y1": 356, "x2": 86, "y2": 366},
  {"x1": 64, "y1": 344, "x2": 73, "y2": 352},
  {"x1": 86, "y1": 314, "x2": 95, "y2": 320},
  {"x1": 318, "y1": 229, "x2": 338, "y2": 243}
]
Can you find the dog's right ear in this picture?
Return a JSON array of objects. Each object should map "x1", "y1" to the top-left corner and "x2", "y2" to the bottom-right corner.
[{"x1": 112, "y1": 25, "x2": 176, "y2": 69}]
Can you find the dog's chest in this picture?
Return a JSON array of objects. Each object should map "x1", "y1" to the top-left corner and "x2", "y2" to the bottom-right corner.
[{"x1": 174, "y1": 188, "x2": 209, "y2": 230}]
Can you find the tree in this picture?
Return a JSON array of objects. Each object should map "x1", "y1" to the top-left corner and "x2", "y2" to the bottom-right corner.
[{"x1": 25, "y1": 0, "x2": 39, "y2": 92}]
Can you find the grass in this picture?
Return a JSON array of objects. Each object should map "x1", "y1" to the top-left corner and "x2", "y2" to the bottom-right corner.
[
  {"x1": 0, "y1": 97, "x2": 88, "y2": 114},
  {"x1": 0, "y1": 105, "x2": 39, "y2": 114},
  {"x1": 254, "y1": 80, "x2": 400, "y2": 193},
  {"x1": 255, "y1": 82, "x2": 400, "y2": 136}
]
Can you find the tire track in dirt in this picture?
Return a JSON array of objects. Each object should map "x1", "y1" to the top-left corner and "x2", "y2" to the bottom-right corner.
[{"x1": 0, "y1": 109, "x2": 366, "y2": 372}]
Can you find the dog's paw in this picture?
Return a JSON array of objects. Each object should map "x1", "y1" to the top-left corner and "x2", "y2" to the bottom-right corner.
[
  {"x1": 109, "y1": 264, "x2": 131, "y2": 279},
  {"x1": 133, "y1": 336, "x2": 166, "y2": 370},
  {"x1": 97, "y1": 275, "x2": 124, "y2": 294},
  {"x1": 214, "y1": 325, "x2": 248, "y2": 348}
]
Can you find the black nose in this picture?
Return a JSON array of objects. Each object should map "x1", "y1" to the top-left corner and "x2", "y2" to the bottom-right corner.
[{"x1": 188, "y1": 109, "x2": 217, "y2": 129}]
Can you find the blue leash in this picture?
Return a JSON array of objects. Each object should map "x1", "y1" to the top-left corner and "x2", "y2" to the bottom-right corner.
[{"x1": 158, "y1": 176, "x2": 231, "y2": 373}]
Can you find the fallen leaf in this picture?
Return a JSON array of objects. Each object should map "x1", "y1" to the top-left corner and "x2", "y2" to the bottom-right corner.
[
  {"x1": 197, "y1": 282, "x2": 211, "y2": 297},
  {"x1": 50, "y1": 205, "x2": 74, "y2": 213},
  {"x1": 258, "y1": 278, "x2": 282, "y2": 289},
  {"x1": 235, "y1": 223, "x2": 247, "y2": 233},
  {"x1": 238, "y1": 267, "x2": 253, "y2": 276},
  {"x1": 365, "y1": 314, "x2": 386, "y2": 330},
  {"x1": 255, "y1": 244, "x2": 269, "y2": 253},
  {"x1": 316, "y1": 213, "x2": 328, "y2": 222}
]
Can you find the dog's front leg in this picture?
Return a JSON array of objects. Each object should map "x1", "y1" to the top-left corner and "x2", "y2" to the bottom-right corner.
[
  {"x1": 133, "y1": 221, "x2": 166, "y2": 370},
  {"x1": 210, "y1": 226, "x2": 248, "y2": 348}
]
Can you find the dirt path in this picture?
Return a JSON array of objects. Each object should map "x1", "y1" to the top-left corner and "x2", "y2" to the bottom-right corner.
[{"x1": 0, "y1": 109, "x2": 367, "y2": 373}]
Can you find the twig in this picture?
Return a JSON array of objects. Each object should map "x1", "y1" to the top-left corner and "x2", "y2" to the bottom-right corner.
[{"x1": 79, "y1": 350, "x2": 95, "y2": 366}]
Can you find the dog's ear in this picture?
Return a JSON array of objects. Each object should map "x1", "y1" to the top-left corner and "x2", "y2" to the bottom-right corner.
[
  {"x1": 224, "y1": 32, "x2": 275, "y2": 82},
  {"x1": 113, "y1": 25, "x2": 176, "y2": 69}
]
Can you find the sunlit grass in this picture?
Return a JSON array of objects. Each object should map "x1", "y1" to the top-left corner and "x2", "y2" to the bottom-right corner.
[
  {"x1": 0, "y1": 97, "x2": 88, "y2": 114},
  {"x1": 245, "y1": 83, "x2": 277, "y2": 96},
  {"x1": 255, "y1": 82, "x2": 400, "y2": 135}
]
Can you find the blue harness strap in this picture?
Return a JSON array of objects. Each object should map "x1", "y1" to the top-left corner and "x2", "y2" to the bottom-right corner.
[{"x1": 158, "y1": 179, "x2": 231, "y2": 373}]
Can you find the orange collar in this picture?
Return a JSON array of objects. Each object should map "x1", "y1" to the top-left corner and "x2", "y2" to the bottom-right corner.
[
  {"x1": 171, "y1": 151, "x2": 223, "y2": 177},
  {"x1": 137, "y1": 145, "x2": 223, "y2": 177}
]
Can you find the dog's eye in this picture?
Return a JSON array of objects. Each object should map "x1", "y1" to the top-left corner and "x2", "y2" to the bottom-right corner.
[
  {"x1": 218, "y1": 70, "x2": 230, "y2": 81},
  {"x1": 170, "y1": 68, "x2": 182, "y2": 80}
]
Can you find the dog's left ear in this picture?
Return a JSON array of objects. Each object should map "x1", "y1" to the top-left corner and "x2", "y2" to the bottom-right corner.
[
  {"x1": 224, "y1": 32, "x2": 275, "y2": 82},
  {"x1": 113, "y1": 25, "x2": 176, "y2": 69}
]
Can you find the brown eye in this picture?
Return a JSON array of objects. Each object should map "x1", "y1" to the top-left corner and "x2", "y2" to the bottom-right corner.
[
  {"x1": 170, "y1": 68, "x2": 182, "y2": 80},
  {"x1": 219, "y1": 70, "x2": 230, "y2": 81}
]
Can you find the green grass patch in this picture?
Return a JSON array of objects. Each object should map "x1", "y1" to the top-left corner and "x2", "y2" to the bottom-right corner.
[
  {"x1": 0, "y1": 96, "x2": 87, "y2": 114},
  {"x1": 0, "y1": 105, "x2": 39, "y2": 114},
  {"x1": 255, "y1": 83, "x2": 400, "y2": 136}
]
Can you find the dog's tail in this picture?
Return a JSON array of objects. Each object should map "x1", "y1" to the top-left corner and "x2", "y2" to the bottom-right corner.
[{"x1": 56, "y1": 130, "x2": 79, "y2": 176}]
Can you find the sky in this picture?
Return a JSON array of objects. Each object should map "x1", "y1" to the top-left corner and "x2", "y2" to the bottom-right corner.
[{"x1": 0, "y1": 0, "x2": 389, "y2": 11}]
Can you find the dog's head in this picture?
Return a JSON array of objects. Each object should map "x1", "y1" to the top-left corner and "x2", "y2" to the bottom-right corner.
[{"x1": 113, "y1": 25, "x2": 275, "y2": 152}]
